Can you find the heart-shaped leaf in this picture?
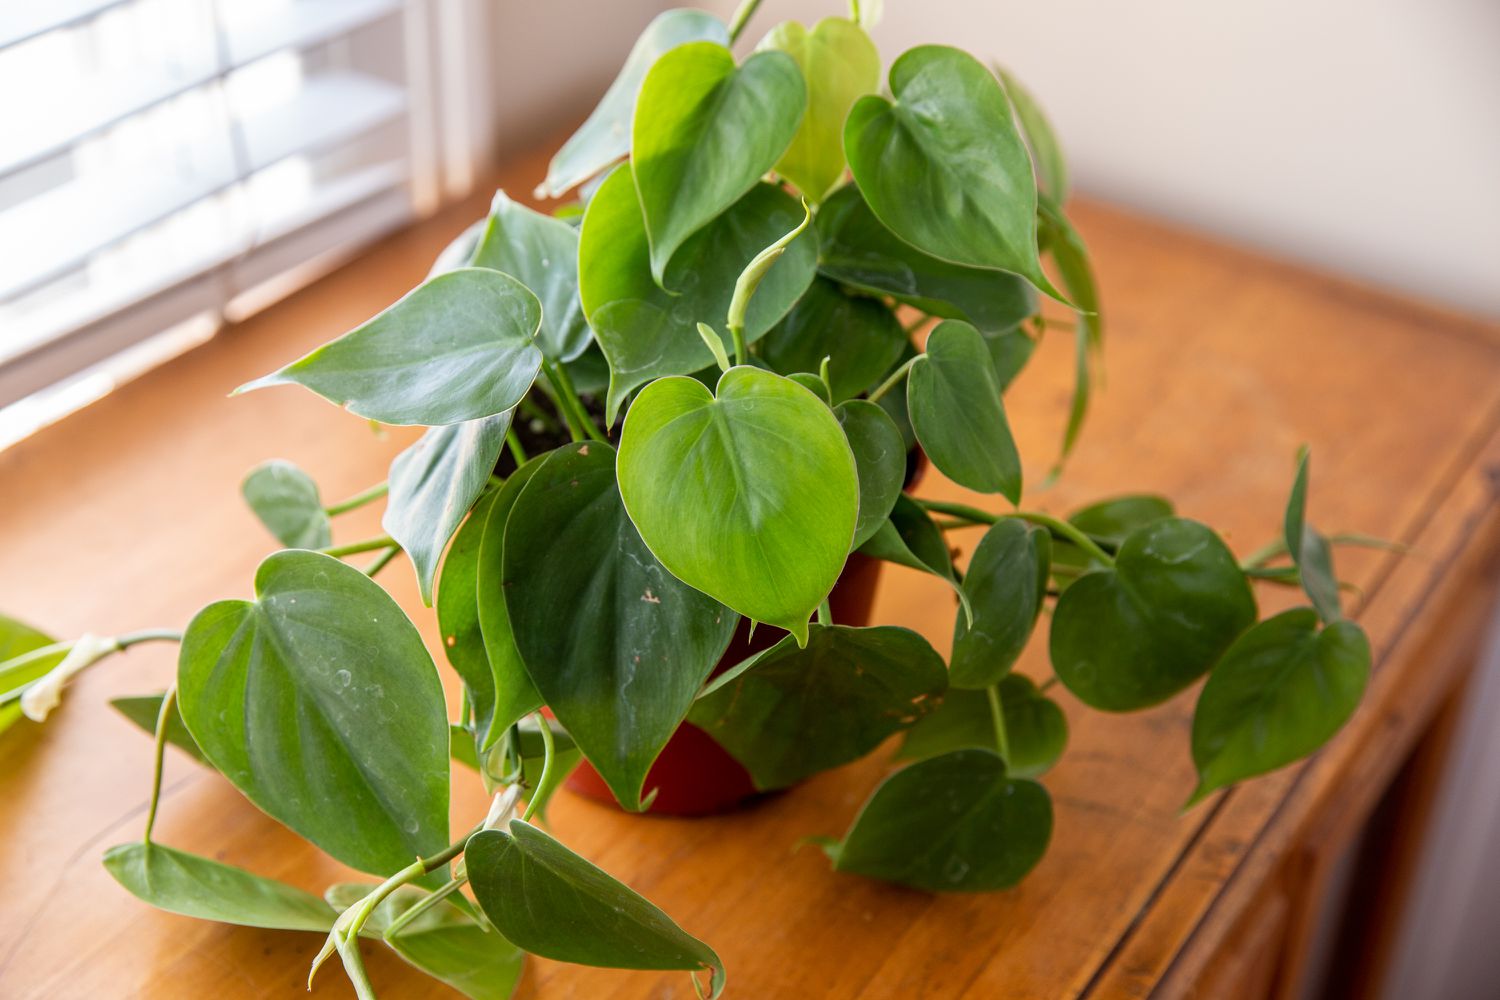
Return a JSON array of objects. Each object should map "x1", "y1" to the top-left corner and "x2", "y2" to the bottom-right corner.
[
  {"x1": 997, "y1": 66, "x2": 1067, "y2": 201},
  {"x1": 471, "y1": 191, "x2": 591, "y2": 362},
  {"x1": 537, "y1": 9, "x2": 729, "y2": 198},
  {"x1": 467, "y1": 821, "x2": 723, "y2": 995},
  {"x1": 240, "y1": 460, "x2": 331, "y2": 549},
  {"x1": 908, "y1": 319, "x2": 1022, "y2": 500},
  {"x1": 504, "y1": 443, "x2": 736, "y2": 809},
  {"x1": 756, "y1": 17, "x2": 879, "y2": 203},
  {"x1": 1052, "y1": 494, "x2": 1175, "y2": 586},
  {"x1": 1282, "y1": 449, "x2": 1342, "y2": 622},
  {"x1": 826, "y1": 748, "x2": 1051, "y2": 891},
  {"x1": 1050, "y1": 518, "x2": 1256, "y2": 711},
  {"x1": 897, "y1": 676, "x2": 1066, "y2": 778},
  {"x1": 845, "y1": 46, "x2": 1059, "y2": 299},
  {"x1": 632, "y1": 42, "x2": 805, "y2": 285},
  {"x1": 950, "y1": 519, "x2": 1049, "y2": 688},
  {"x1": 856, "y1": 495, "x2": 970, "y2": 619},
  {"x1": 834, "y1": 400, "x2": 906, "y2": 548},
  {"x1": 579, "y1": 166, "x2": 816, "y2": 421},
  {"x1": 384, "y1": 410, "x2": 512, "y2": 605},
  {"x1": 815, "y1": 184, "x2": 1036, "y2": 334},
  {"x1": 689, "y1": 624, "x2": 946, "y2": 790},
  {"x1": 1189, "y1": 608, "x2": 1369, "y2": 805},
  {"x1": 237, "y1": 269, "x2": 542, "y2": 426},
  {"x1": 760, "y1": 277, "x2": 907, "y2": 402},
  {"x1": 110, "y1": 693, "x2": 207, "y2": 764},
  {"x1": 104, "y1": 842, "x2": 338, "y2": 931},
  {"x1": 177, "y1": 550, "x2": 450, "y2": 875},
  {"x1": 618, "y1": 367, "x2": 858, "y2": 643}
]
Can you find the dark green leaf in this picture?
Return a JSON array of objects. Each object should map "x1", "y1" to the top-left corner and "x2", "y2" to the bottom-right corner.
[
  {"x1": 472, "y1": 191, "x2": 591, "y2": 362},
  {"x1": 845, "y1": 46, "x2": 1058, "y2": 298},
  {"x1": 760, "y1": 277, "x2": 907, "y2": 402},
  {"x1": 908, "y1": 320, "x2": 1022, "y2": 500},
  {"x1": 632, "y1": 41, "x2": 805, "y2": 285},
  {"x1": 237, "y1": 269, "x2": 543, "y2": 426},
  {"x1": 983, "y1": 328, "x2": 1036, "y2": 389},
  {"x1": 815, "y1": 183, "x2": 1036, "y2": 334},
  {"x1": 1050, "y1": 518, "x2": 1256, "y2": 711},
  {"x1": 834, "y1": 400, "x2": 906, "y2": 548},
  {"x1": 438, "y1": 491, "x2": 500, "y2": 746},
  {"x1": 177, "y1": 550, "x2": 449, "y2": 875},
  {"x1": 110, "y1": 693, "x2": 208, "y2": 764},
  {"x1": 1037, "y1": 200, "x2": 1102, "y2": 472},
  {"x1": 504, "y1": 443, "x2": 736, "y2": 809},
  {"x1": 579, "y1": 167, "x2": 817, "y2": 421},
  {"x1": 897, "y1": 676, "x2": 1066, "y2": 778},
  {"x1": 240, "y1": 460, "x2": 331, "y2": 550},
  {"x1": 537, "y1": 9, "x2": 728, "y2": 198},
  {"x1": 689, "y1": 624, "x2": 946, "y2": 790},
  {"x1": 104, "y1": 842, "x2": 337, "y2": 931},
  {"x1": 826, "y1": 749, "x2": 1051, "y2": 891},
  {"x1": 1070, "y1": 494, "x2": 1175, "y2": 546},
  {"x1": 384, "y1": 411, "x2": 511, "y2": 605},
  {"x1": 857, "y1": 495, "x2": 970, "y2": 618},
  {"x1": 997, "y1": 67, "x2": 1067, "y2": 201},
  {"x1": 1190, "y1": 609, "x2": 1370, "y2": 804},
  {"x1": 467, "y1": 821, "x2": 723, "y2": 994},
  {"x1": 618, "y1": 367, "x2": 857, "y2": 644},
  {"x1": 1282, "y1": 449, "x2": 1342, "y2": 622},
  {"x1": 950, "y1": 519, "x2": 1049, "y2": 688}
]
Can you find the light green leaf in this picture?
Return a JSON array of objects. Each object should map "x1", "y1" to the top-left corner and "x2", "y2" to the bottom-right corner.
[
  {"x1": 579, "y1": 166, "x2": 817, "y2": 422},
  {"x1": 1190, "y1": 608, "x2": 1370, "y2": 804},
  {"x1": 428, "y1": 218, "x2": 486, "y2": 277},
  {"x1": 537, "y1": 10, "x2": 729, "y2": 198},
  {"x1": 503, "y1": 443, "x2": 736, "y2": 810},
  {"x1": 856, "y1": 495, "x2": 970, "y2": 619},
  {"x1": 950, "y1": 519, "x2": 1049, "y2": 688},
  {"x1": 632, "y1": 41, "x2": 805, "y2": 285},
  {"x1": 240, "y1": 460, "x2": 331, "y2": 550},
  {"x1": 757, "y1": 17, "x2": 880, "y2": 203},
  {"x1": 110, "y1": 693, "x2": 208, "y2": 764},
  {"x1": 689, "y1": 624, "x2": 946, "y2": 790},
  {"x1": 760, "y1": 277, "x2": 907, "y2": 403},
  {"x1": 177, "y1": 550, "x2": 449, "y2": 875},
  {"x1": 815, "y1": 183, "x2": 1037, "y2": 334},
  {"x1": 1050, "y1": 518, "x2": 1256, "y2": 711},
  {"x1": 834, "y1": 400, "x2": 906, "y2": 548},
  {"x1": 845, "y1": 46, "x2": 1059, "y2": 299},
  {"x1": 0, "y1": 614, "x2": 61, "y2": 736},
  {"x1": 383, "y1": 411, "x2": 511, "y2": 605},
  {"x1": 908, "y1": 320, "x2": 1022, "y2": 500},
  {"x1": 997, "y1": 66, "x2": 1067, "y2": 201},
  {"x1": 617, "y1": 367, "x2": 858, "y2": 644},
  {"x1": 467, "y1": 821, "x2": 723, "y2": 995},
  {"x1": 0, "y1": 611, "x2": 52, "y2": 663},
  {"x1": 104, "y1": 842, "x2": 338, "y2": 931},
  {"x1": 471, "y1": 191, "x2": 591, "y2": 362},
  {"x1": 237, "y1": 269, "x2": 542, "y2": 426},
  {"x1": 897, "y1": 676, "x2": 1066, "y2": 778},
  {"x1": 826, "y1": 749, "x2": 1051, "y2": 891}
]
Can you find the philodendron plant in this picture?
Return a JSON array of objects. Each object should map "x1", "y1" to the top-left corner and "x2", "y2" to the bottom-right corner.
[{"x1": 0, "y1": 2, "x2": 1391, "y2": 997}]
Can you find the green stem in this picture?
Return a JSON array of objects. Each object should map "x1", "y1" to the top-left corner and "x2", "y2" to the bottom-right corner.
[
  {"x1": 730, "y1": 323, "x2": 748, "y2": 368},
  {"x1": 914, "y1": 498, "x2": 997, "y2": 525},
  {"x1": 521, "y1": 711, "x2": 556, "y2": 823},
  {"x1": 545, "y1": 361, "x2": 605, "y2": 443},
  {"x1": 986, "y1": 684, "x2": 1010, "y2": 763},
  {"x1": 142, "y1": 686, "x2": 177, "y2": 845},
  {"x1": 1010, "y1": 511, "x2": 1115, "y2": 567},
  {"x1": 1240, "y1": 538, "x2": 1289, "y2": 571},
  {"x1": 867, "y1": 356, "x2": 920, "y2": 404},
  {"x1": 363, "y1": 545, "x2": 400, "y2": 578},
  {"x1": 518, "y1": 396, "x2": 559, "y2": 434},
  {"x1": 324, "y1": 482, "x2": 388, "y2": 517},
  {"x1": 319, "y1": 535, "x2": 397, "y2": 559},
  {"x1": 385, "y1": 874, "x2": 469, "y2": 938},
  {"x1": 116, "y1": 629, "x2": 183, "y2": 650},
  {"x1": 505, "y1": 429, "x2": 528, "y2": 467},
  {"x1": 816, "y1": 599, "x2": 832, "y2": 625},
  {"x1": 726, "y1": 0, "x2": 763, "y2": 43},
  {"x1": 849, "y1": 0, "x2": 861, "y2": 23}
]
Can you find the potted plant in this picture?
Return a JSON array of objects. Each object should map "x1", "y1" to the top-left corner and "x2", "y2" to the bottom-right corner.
[{"x1": 0, "y1": 2, "x2": 1383, "y2": 997}]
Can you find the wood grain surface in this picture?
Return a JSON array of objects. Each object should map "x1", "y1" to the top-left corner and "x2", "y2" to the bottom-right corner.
[{"x1": 2, "y1": 143, "x2": 1498, "y2": 999}]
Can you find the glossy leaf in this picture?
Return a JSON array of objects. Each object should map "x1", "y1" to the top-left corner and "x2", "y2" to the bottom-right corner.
[
  {"x1": 1190, "y1": 608, "x2": 1370, "y2": 804},
  {"x1": 437, "y1": 490, "x2": 514, "y2": 751},
  {"x1": 1071, "y1": 494, "x2": 1175, "y2": 546},
  {"x1": 857, "y1": 495, "x2": 970, "y2": 618},
  {"x1": 428, "y1": 218, "x2": 485, "y2": 277},
  {"x1": 631, "y1": 41, "x2": 805, "y2": 285},
  {"x1": 1051, "y1": 518, "x2": 1257, "y2": 711},
  {"x1": 756, "y1": 18, "x2": 880, "y2": 203},
  {"x1": 834, "y1": 400, "x2": 906, "y2": 548},
  {"x1": 897, "y1": 676, "x2": 1066, "y2": 778},
  {"x1": 240, "y1": 460, "x2": 331, "y2": 549},
  {"x1": 110, "y1": 693, "x2": 208, "y2": 764},
  {"x1": 689, "y1": 624, "x2": 946, "y2": 790},
  {"x1": 815, "y1": 183, "x2": 1036, "y2": 334},
  {"x1": 471, "y1": 191, "x2": 591, "y2": 362},
  {"x1": 504, "y1": 443, "x2": 736, "y2": 809},
  {"x1": 384, "y1": 410, "x2": 512, "y2": 605},
  {"x1": 997, "y1": 66, "x2": 1067, "y2": 201},
  {"x1": 950, "y1": 519, "x2": 1049, "y2": 688},
  {"x1": 1283, "y1": 449, "x2": 1342, "y2": 622},
  {"x1": 845, "y1": 46, "x2": 1058, "y2": 298},
  {"x1": 237, "y1": 269, "x2": 542, "y2": 426},
  {"x1": 826, "y1": 749, "x2": 1051, "y2": 891},
  {"x1": 760, "y1": 276, "x2": 907, "y2": 403},
  {"x1": 908, "y1": 320, "x2": 1022, "y2": 500},
  {"x1": 104, "y1": 842, "x2": 338, "y2": 931},
  {"x1": 537, "y1": 9, "x2": 728, "y2": 198},
  {"x1": 579, "y1": 166, "x2": 816, "y2": 421},
  {"x1": 618, "y1": 367, "x2": 858, "y2": 643},
  {"x1": 468, "y1": 821, "x2": 723, "y2": 994},
  {"x1": 177, "y1": 550, "x2": 449, "y2": 875}
]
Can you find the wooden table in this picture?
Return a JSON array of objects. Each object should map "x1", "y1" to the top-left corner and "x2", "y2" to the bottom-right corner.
[{"x1": 3, "y1": 145, "x2": 1498, "y2": 999}]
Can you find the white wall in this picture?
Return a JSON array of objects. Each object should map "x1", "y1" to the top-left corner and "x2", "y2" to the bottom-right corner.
[{"x1": 709, "y1": 0, "x2": 1500, "y2": 317}]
